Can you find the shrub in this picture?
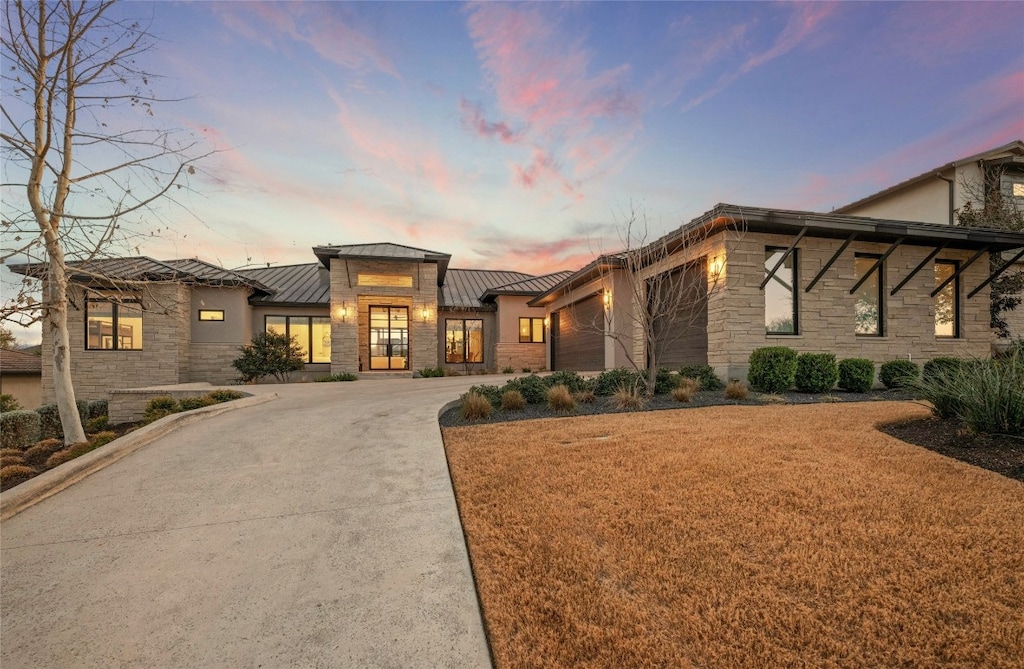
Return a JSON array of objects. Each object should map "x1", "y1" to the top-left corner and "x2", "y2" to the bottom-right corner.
[
  {"x1": 594, "y1": 368, "x2": 647, "y2": 396},
  {"x1": 314, "y1": 372, "x2": 359, "y2": 382},
  {"x1": 89, "y1": 431, "x2": 118, "y2": 448},
  {"x1": 545, "y1": 370, "x2": 587, "y2": 394},
  {"x1": 45, "y1": 450, "x2": 72, "y2": 469},
  {"x1": 547, "y1": 385, "x2": 576, "y2": 413},
  {"x1": 916, "y1": 354, "x2": 1023, "y2": 435},
  {"x1": 467, "y1": 384, "x2": 503, "y2": 407},
  {"x1": 232, "y1": 331, "x2": 305, "y2": 383},
  {"x1": 725, "y1": 380, "x2": 749, "y2": 400},
  {"x1": 501, "y1": 365, "x2": 515, "y2": 374},
  {"x1": 521, "y1": 367, "x2": 532, "y2": 373},
  {"x1": 206, "y1": 389, "x2": 245, "y2": 402},
  {"x1": 654, "y1": 368, "x2": 680, "y2": 394},
  {"x1": 416, "y1": 367, "x2": 445, "y2": 378},
  {"x1": 795, "y1": 353, "x2": 839, "y2": 393},
  {"x1": 672, "y1": 378, "x2": 700, "y2": 403},
  {"x1": 461, "y1": 392, "x2": 492, "y2": 420},
  {"x1": 177, "y1": 395, "x2": 216, "y2": 412},
  {"x1": 23, "y1": 439, "x2": 64, "y2": 468},
  {"x1": 880, "y1": 359, "x2": 919, "y2": 389},
  {"x1": 574, "y1": 390, "x2": 596, "y2": 404},
  {"x1": 0, "y1": 465, "x2": 37, "y2": 488},
  {"x1": 502, "y1": 375, "x2": 548, "y2": 404},
  {"x1": 0, "y1": 453, "x2": 25, "y2": 468},
  {"x1": 747, "y1": 347, "x2": 797, "y2": 393},
  {"x1": 838, "y1": 358, "x2": 875, "y2": 393},
  {"x1": 500, "y1": 390, "x2": 526, "y2": 411},
  {"x1": 85, "y1": 415, "x2": 109, "y2": 433},
  {"x1": 613, "y1": 385, "x2": 645, "y2": 410},
  {"x1": 1, "y1": 410, "x2": 41, "y2": 450},
  {"x1": 0, "y1": 448, "x2": 24, "y2": 457},
  {"x1": 922, "y1": 356, "x2": 963, "y2": 383},
  {"x1": 35, "y1": 401, "x2": 90, "y2": 440},
  {"x1": 143, "y1": 396, "x2": 178, "y2": 423},
  {"x1": 1, "y1": 394, "x2": 21, "y2": 412},
  {"x1": 678, "y1": 365, "x2": 724, "y2": 391},
  {"x1": 44, "y1": 440, "x2": 105, "y2": 468},
  {"x1": 86, "y1": 399, "x2": 108, "y2": 419}
]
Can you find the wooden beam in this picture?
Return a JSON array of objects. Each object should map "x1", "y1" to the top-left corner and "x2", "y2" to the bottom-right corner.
[
  {"x1": 930, "y1": 246, "x2": 988, "y2": 298},
  {"x1": 967, "y1": 247, "x2": 1024, "y2": 299},
  {"x1": 849, "y1": 237, "x2": 905, "y2": 295},
  {"x1": 759, "y1": 227, "x2": 807, "y2": 290},
  {"x1": 890, "y1": 242, "x2": 947, "y2": 296},
  {"x1": 805, "y1": 233, "x2": 856, "y2": 293}
]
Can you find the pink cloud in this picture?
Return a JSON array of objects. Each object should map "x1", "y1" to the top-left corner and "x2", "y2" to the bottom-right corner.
[
  {"x1": 465, "y1": 233, "x2": 597, "y2": 275},
  {"x1": 458, "y1": 99, "x2": 523, "y2": 144},
  {"x1": 513, "y1": 149, "x2": 582, "y2": 201}
]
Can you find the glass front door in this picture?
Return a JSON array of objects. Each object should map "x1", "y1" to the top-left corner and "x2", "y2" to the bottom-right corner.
[{"x1": 369, "y1": 306, "x2": 409, "y2": 370}]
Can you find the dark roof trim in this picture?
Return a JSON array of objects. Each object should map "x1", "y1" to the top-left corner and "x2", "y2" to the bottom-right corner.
[
  {"x1": 311, "y1": 243, "x2": 451, "y2": 285},
  {"x1": 528, "y1": 256, "x2": 623, "y2": 307}
]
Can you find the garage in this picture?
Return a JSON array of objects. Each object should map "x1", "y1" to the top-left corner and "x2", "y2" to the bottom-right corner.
[{"x1": 550, "y1": 294, "x2": 605, "y2": 371}]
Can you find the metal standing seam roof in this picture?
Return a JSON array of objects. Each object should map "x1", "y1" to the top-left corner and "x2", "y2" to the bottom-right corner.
[
  {"x1": 5, "y1": 256, "x2": 269, "y2": 291},
  {"x1": 0, "y1": 349, "x2": 42, "y2": 375},
  {"x1": 238, "y1": 263, "x2": 331, "y2": 305},
  {"x1": 441, "y1": 269, "x2": 534, "y2": 310},
  {"x1": 480, "y1": 271, "x2": 576, "y2": 301}
]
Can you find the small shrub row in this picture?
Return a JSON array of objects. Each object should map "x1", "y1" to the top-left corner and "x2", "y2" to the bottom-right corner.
[
  {"x1": 748, "y1": 347, "x2": 881, "y2": 393},
  {"x1": 314, "y1": 372, "x2": 359, "y2": 382},
  {"x1": 880, "y1": 359, "x2": 920, "y2": 389},
  {"x1": 416, "y1": 367, "x2": 445, "y2": 378},
  {"x1": 142, "y1": 390, "x2": 245, "y2": 424}
]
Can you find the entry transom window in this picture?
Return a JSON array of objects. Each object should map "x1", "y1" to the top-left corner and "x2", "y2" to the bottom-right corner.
[
  {"x1": 357, "y1": 273, "x2": 413, "y2": 288},
  {"x1": 854, "y1": 254, "x2": 883, "y2": 336},
  {"x1": 446, "y1": 319, "x2": 483, "y2": 364},
  {"x1": 265, "y1": 315, "x2": 331, "y2": 363},
  {"x1": 198, "y1": 309, "x2": 224, "y2": 321},
  {"x1": 86, "y1": 292, "x2": 143, "y2": 350},
  {"x1": 934, "y1": 260, "x2": 959, "y2": 338},
  {"x1": 764, "y1": 247, "x2": 798, "y2": 334},
  {"x1": 519, "y1": 317, "x2": 545, "y2": 343}
]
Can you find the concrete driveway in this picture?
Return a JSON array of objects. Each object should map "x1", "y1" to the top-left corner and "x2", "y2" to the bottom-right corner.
[{"x1": 1, "y1": 377, "x2": 493, "y2": 668}]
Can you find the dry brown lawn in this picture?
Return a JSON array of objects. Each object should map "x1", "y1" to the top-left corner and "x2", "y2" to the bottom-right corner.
[{"x1": 443, "y1": 402, "x2": 1024, "y2": 669}]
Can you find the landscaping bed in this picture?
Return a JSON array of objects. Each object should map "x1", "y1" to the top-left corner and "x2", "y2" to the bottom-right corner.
[{"x1": 443, "y1": 403, "x2": 1024, "y2": 669}]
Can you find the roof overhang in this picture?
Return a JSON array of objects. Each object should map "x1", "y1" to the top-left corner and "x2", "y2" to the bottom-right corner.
[
  {"x1": 312, "y1": 247, "x2": 451, "y2": 285},
  {"x1": 528, "y1": 257, "x2": 623, "y2": 307}
]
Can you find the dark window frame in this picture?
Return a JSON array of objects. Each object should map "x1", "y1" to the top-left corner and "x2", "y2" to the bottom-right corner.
[
  {"x1": 854, "y1": 253, "x2": 885, "y2": 337},
  {"x1": 934, "y1": 259, "x2": 960, "y2": 339},
  {"x1": 445, "y1": 318, "x2": 484, "y2": 364},
  {"x1": 85, "y1": 293, "x2": 143, "y2": 351},
  {"x1": 519, "y1": 317, "x2": 545, "y2": 343},
  {"x1": 264, "y1": 315, "x2": 331, "y2": 363},
  {"x1": 764, "y1": 246, "x2": 799, "y2": 335},
  {"x1": 198, "y1": 309, "x2": 225, "y2": 322}
]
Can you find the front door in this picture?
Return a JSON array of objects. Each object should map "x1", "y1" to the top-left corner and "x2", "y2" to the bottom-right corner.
[{"x1": 369, "y1": 306, "x2": 409, "y2": 370}]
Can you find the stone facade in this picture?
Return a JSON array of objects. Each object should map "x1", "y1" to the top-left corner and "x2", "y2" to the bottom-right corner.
[
  {"x1": 494, "y1": 342, "x2": 545, "y2": 371},
  {"x1": 188, "y1": 343, "x2": 243, "y2": 385}
]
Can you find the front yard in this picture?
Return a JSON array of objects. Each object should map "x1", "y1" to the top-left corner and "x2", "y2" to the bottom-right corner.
[{"x1": 443, "y1": 402, "x2": 1024, "y2": 668}]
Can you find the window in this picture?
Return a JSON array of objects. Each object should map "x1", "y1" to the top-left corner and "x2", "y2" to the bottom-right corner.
[
  {"x1": 934, "y1": 260, "x2": 959, "y2": 337},
  {"x1": 1013, "y1": 182, "x2": 1024, "y2": 198},
  {"x1": 764, "y1": 247, "x2": 798, "y2": 334},
  {"x1": 86, "y1": 293, "x2": 143, "y2": 350},
  {"x1": 198, "y1": 309, "x2": 224, "y2": 321},
  {"x1": 519, "y1": 317, "x2": 545, "y2": 343},
  {"x1": 854, "y1": 254, "x2": 883, "y2": 336},
  {"x1": 265, "y1": 316, "x2": 331, "y2": 363},
  {"x1": 446, "y1": 319, "x2": 483, "y2": 363}
]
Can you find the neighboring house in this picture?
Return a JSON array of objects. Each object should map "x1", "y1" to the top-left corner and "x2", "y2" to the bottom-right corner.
[
  {"x1": 837, "y1": 140, "x2": 1024, "y2": 339},
  {"x1": 0, "y1": 348, "x2": 42, "y2": 409}
]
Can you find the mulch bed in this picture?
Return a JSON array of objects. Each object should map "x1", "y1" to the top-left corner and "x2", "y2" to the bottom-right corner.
[{"x1": 878, "y1": 417, "x2": 1024, "y2": 483}]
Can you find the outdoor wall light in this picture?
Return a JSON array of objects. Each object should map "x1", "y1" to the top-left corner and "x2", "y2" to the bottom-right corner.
[
  {"x1": 602, "y1": 290, "x2": 612, "y2": 309},
  {"x1": 543, "y1": 316, "x2": 550, "y2": 327},
  {"x1": 336, "y1": 303, "x2": 352, "y2": 322},
  {"x1": 709, "y1": 256, "x2": 725, "y2": 281},
  {"x1": 419, "y1": 306, "x2": 432, "y2": 322}
]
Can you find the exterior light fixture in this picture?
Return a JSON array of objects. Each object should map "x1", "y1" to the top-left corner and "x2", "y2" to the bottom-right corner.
[
  {"x1": 710, "y1": 256, "x2": 725, "y2": 281},
  {"x1": 543, "y1": 316, "x2": 549, "y2": 327},
  {"x1": 602, "y1": 291, "x2": 612, "y2": 308},
  {"x1": 336, "y1": 303, "x2": 352, "y2": 322},
  {"x1": 420, "y1": 306, "x2": 432, "y2": 322}
]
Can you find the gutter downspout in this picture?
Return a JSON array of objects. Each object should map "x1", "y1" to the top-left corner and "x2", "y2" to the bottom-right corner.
[{"x1": 936, "y1": 172, "x2": 955, "y2": 226}]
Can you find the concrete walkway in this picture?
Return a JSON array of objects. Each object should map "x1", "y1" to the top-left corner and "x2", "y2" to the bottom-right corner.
[{"x1": 1, "y1": 377, "x2": 494, "y2": 668}]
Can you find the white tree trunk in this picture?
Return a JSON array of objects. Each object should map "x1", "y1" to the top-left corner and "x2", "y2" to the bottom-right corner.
[{"x1": 46, "y1": 246, "x2": 87, "y2": 445}]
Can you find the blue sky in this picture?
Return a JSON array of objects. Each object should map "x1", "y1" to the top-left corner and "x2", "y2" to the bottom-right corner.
[{"x1": 3, "y1": 1, "x2": 1023, "y2": 343}]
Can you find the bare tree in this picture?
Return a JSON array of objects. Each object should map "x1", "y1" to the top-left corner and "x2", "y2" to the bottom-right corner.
[
  {"x1": 2, "y1": 1, "x2": 206, "y2": 442},
  {"x1": 955, "y1": 170, "x2": 1024, "y2": 338},
  {"x1": 566, "y1": 207, "x2": 739, "y2": 396}
]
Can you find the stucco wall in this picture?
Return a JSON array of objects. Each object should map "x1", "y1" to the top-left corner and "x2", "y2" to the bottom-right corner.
[
  {"x1": 842, "y1": 176, "x2": 951, "y2": 225},
  {"x1": 0, "y1": 374, "x2": 42, "y2": 410},
  {"x1": 493, "y1": 295, "x2": 545, "y2": 371}
]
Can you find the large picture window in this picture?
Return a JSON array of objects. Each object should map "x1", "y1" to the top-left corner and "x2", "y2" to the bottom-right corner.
[
  {"x1": 764, "y1": 247, "x2": 798, "y2": 334},
  {"x1": 934, "y1": 260, "x2": 959, "y2": 338},
  {"x1": 446, "y1": 319, "x2": 483, "y2": 363},
  {"x1": 854, "y1": 254, "x2": 883, "y2": 336},
  {"x1": 86, "y1": 293, "x2": 143, "y2": 350},
  {"x1": 519, "y1": 317, "x2": 545, "y2": 343},
  {"x1": 265, "y1": 315, "x2": 331, "y2": 363}
]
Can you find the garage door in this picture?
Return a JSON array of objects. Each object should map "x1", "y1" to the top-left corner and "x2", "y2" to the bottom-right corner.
[
  {"x1": 652, "y1": 263, "x2": 708, "y2": 367},
  {"x1": 551, "y1": 295, "x2": 604, "y2": 371}
]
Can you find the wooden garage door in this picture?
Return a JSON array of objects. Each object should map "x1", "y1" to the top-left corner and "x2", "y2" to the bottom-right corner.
[
  {"x1": 652, "y1": 261, "x2": 709, "y2": 368},
  {"x1": 552, "y1": 295, "x2": 604, "y2": 371}
]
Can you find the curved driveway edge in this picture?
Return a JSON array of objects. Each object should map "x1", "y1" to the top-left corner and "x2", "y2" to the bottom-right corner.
[{"x1": 0, "y1": 393, "x2": 278, "y2": 522}]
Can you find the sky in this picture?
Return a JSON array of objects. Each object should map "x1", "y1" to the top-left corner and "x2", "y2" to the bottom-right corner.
[{"x1": 3, "y1": 0, "x2": 1024, "y2": 344}]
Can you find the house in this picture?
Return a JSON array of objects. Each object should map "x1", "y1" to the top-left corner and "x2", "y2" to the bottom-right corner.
[{"x1": 0, "y1": 348, "x2": 42, "y2": 409}]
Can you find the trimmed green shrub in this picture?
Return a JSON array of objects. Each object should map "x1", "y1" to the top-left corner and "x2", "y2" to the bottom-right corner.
[
  {"x1": 593, "y1": 368, "x2": 647, "y2": 396},
  {"x1": 85, "y1": 415, "x2": 109, "y2": 433},
  {"x1": 1, "y1": 394, "x2": 20, "y2": 412},
  {"x1": 748, "y1": 347, "x2": 797, "y2": 393},
  {"x1": 654, "y1": 368, "x2": 679, "y2": 394},
  {"x1": 545, "y1": 370, "x2": 587, "y2": 394},
  {"x1": 922, "y1": 356, "x2": 963, "y2": 383},
  {"x1": 880, "y1": 359, "x2": 920, "y2": 389},
  {"x1": 500, "y1": 390, "x2": 526, "y2": 411},
  {"x1": 467, "y1": 384, "x2": 503, "y2": 407},
  {"x1": 23, "y1": 439, "x2": 64, "y2": 468},
  {"x1": 314, "y1": 372, "x2": 359, "y2": 382},
  {"x1": 838, "y1": 358, "x2": 875, "y2": 393},
  {"x1": 86, "y1": 399, "x2": 108, "y2": 419},
  {"x1": 88, "y1": 431, "x2": 118, "y2": 449},
  {"x1": 1, "y1": 410, "x2": 41, "y2": 450},
  {"x1": 206, "y1": 389, "x2": 245, "y2": 402},
  {"x1": 143, "y1": 396, "x2": 178, "y2": 423},
  {"x1": 547, "y1": 385, "x2": 576, "y2": 412},
  {"x1": 795, "y1": 353, "x2": 838, "y2": 393},
  {"x1": 232, "y1": 331, "x2": 305, "y2": 383},
  {"x1": 35, "y1": 401, "x2": 90, "y2": 440},
  {"x1": 502, "y1": 375, "x2": 548, "y2": 404},
  {"x1": 461, "y1": 392, "x2": 492, "y2": 420},
  {"x1": 177, "y1": 395, "x2": 216, "y2": 412},
  {"x1": 678, "y1": 364, "x2": 724, "y2": 391}
]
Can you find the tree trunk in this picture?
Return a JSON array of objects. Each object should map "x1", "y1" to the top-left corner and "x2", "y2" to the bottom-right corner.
[{"x1": 46, "y1": 246, "x2": 87, "y2": 445}]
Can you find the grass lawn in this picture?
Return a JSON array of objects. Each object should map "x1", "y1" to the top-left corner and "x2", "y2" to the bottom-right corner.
[{"x1": 443, "y1": 401, "x2": 1024, "y2": 668}]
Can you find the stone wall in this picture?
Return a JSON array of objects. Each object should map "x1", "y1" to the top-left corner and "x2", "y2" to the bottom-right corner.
[
  {"x1": 43, "y1": 283, "x2": 190, "y2": 403},
  {"x1": 495, "y1": 342, "x2": 545, "y2": 371},
  {"x1": 188, "y1": 343, "x2": 242, "y2": 385}
]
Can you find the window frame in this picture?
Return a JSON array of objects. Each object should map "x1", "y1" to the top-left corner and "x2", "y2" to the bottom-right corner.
[
  {"x1": 519, "y1": 317, "x2": 546, "y2": 343},
  {"x1": 264, "y1": 315, "x2": 331, "y2": 364},
  {"x1": 934, "y1": 259, "x2": 960, "y2": 339},
  {"x1": 445, "y1": 318, "x2": 484, "y2": 364},
  {"x1": 85, "y1": 292, "x2": 143, "y2": 351},
  {"x1": 764, "y1": 246, "x2": 799, "y2": 335},
  {"x1": 853, "y1": 253, "x2": 884, "y2": 337},
  {"x1": 198, "y1": 309, "x2": 225, "y2": 322}
]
